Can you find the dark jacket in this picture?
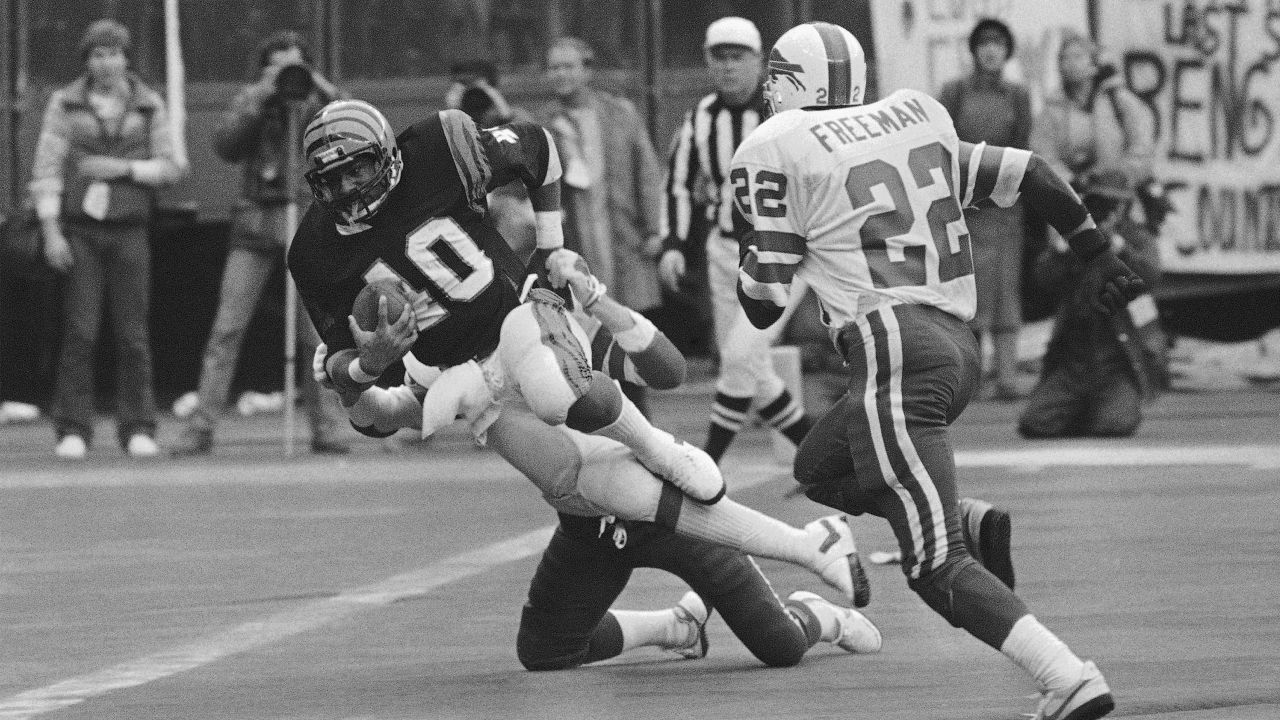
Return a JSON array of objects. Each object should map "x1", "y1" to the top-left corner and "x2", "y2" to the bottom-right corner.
[
  {"x1": 212, "y1": 80, "x2": 341, "y2": 206},
  {"x1": 1034, "y1": 217, "x2": 1169, "y2": 400}
]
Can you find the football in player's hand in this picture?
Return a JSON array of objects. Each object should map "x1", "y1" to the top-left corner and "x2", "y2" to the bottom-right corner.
[{"x1": 352, "y1": 279, "x2": 412, "y2": 331}]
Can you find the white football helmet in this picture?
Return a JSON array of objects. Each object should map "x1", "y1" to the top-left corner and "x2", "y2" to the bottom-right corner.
[{"x1": 764, "y1": 22, "x2": 867, "y2": 115}]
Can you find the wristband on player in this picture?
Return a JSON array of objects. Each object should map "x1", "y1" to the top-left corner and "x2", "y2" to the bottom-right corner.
[
  {"x1": 535, "y1": 210, "x2": 564, "y2": 250},
  {"x1": 348, "y1": 357, "x2": 380, "y2": 384}
]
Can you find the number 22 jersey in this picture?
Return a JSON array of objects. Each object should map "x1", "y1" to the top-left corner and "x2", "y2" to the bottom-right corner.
[
  {"x1": 289, "y1": 109, "x2": 560, "y2": 368},
  {"x1": 732, "y1": 88, "x2": 1030, "y2": 330}
]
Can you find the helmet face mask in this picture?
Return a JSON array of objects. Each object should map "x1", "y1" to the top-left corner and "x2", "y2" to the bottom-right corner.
[
  {"x1": 303, "y1": 100, "x2": 403, "y2": 224},
  {"x1": 764, "y1": 22, "x2": 867, "y2": 115}
]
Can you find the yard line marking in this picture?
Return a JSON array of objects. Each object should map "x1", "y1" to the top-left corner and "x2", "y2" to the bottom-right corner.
[
  {"x1": 0, "y1": 463, "x2": 782, "y2": 718},
  {"x1": 955, "y1": 444, "x2": 1280, "y2": 469},
  {"x1": 0, "y1": 526, "x2": 552, "y2": 720}
]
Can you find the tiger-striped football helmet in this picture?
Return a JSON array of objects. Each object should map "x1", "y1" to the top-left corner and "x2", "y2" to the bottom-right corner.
[
  {"x1": 303, "y1": 99, "x2": 403, "y2": 224},
  {"x1": 764, "y1": 22, "x2": 867, "y2": 115}
]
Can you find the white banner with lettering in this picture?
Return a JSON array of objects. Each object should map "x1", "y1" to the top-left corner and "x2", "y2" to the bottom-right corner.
[
  {"x1": 1099, "y1": 0, "x2": 1280, "y2": 273},
  {"x1": 870, "y1": 0, "x2": 1088, "y2": 107}
]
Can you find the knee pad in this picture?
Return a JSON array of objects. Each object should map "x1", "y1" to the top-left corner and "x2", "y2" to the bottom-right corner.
[{"x1": 500, "y1": 301, "x2": 592, "y2": 425}]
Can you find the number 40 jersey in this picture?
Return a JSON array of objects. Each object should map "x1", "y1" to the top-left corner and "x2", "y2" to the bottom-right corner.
[
  {"x1": 731, "y1": 88, "x2": 1031, "y2": 330},
  {"x1": 290, "y1": 109, "x2": 559, "y2": 369}
]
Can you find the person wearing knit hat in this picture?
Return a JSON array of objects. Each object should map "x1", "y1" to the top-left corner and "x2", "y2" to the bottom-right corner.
[
  {"x1": 28, "y1": 18, "x2": 185, "y2": 459},
  {"x1": 937, "y1": 17, "x2": 1033, "y2": 401},
  {"x1": 78, "y1": 18, "x2": 132, "y2": 60}
]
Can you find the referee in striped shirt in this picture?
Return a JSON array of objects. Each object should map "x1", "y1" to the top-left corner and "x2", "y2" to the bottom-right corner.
[{"x1": 658, "y1": 16, "x2": 814, "y2": 463}]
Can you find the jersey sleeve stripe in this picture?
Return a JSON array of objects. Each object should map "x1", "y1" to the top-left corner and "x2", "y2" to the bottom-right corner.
[
  {"x1": 742, "y1": 254, "x2": 798, "y2": 286},
  {"x1": 989, "y1": 147, "x2": 1031, "y2": 208},
  {"x1": 960, "y1": 142, "x2": 984, "y2": 208},
  {"x1": 439, "y1": 110, "x2": 492, "y2": 212},
  {"x1": 738, "y1": 270, "x2": 791, "y2": 308},
  {"x1": 541, "y1": 128, "x2": 563, "y2": 187},
  {"x1": 662, "y1": 112, "x2": 697, "y2": 242},
  {"x1": 968, "y1": 143, "x2": 1004, "y2": 207},
  {"x1": 753, "y1": 229, "x2": 807, "y2": 256}
]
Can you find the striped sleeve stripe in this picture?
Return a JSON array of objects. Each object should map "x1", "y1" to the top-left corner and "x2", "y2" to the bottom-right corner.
[
  {"x1": 754, "y1": 230, "x2": 807, "y2": 255},
  {"x1": 540, "y1": 128, "x2": 563, "y2": 187},
  {"x1": 742, "y1": 255, "x2": 798, "y2": 285},
  {"x1": 663, "y1": 112, "x2": 697, "y2": 241},
  {"x1": 968, "y1": 143, "x2": 1005, "y2": 208},
  {"x1": 959, "y1": 142, "x2": 984, "y2": 208},
  {"x1": 989, "y1": 147, "x2": 1031, "y2": 208},
  {"x1": 439, "y1": 110, "x2": 492, "y2": 211}
]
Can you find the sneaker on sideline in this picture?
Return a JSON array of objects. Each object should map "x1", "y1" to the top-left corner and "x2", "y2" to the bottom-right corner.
[
  {"x1": 55, "y1": 435, "x2": 87, "y2": 460},
  {"x1": 126, "y1": 434, "x2": 160, "y2": 458}
]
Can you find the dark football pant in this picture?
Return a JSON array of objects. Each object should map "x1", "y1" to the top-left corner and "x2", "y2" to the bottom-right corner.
[
  {"x1": 517, "y1": 513, "x2": 809, "y2": 670},
  {"x1": 794, "y1": 303, "x2": 1027, "y2": 649}
]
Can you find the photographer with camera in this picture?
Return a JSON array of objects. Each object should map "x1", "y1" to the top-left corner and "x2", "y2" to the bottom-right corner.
[{"x1": 174, "y1": 30, "x2": 349, "y2": 456}]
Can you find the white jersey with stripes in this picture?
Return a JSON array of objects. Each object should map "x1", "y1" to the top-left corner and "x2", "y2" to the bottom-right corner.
[{"x1": 731, "y1": 88, "x2": 1030, "y2": 329}]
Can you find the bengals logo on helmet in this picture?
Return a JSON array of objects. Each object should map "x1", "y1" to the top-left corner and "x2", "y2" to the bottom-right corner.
[{"x1": 768, "y1": 49, "x2": 806, "y2": 92}]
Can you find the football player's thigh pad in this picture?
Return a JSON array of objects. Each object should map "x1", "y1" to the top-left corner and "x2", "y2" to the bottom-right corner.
[
  {"x1": 572, "y1": 436, "x2": 661, "y2": 523},
  {"x1": 499, "y1": 301, "x2": 593, "y2": 424}
]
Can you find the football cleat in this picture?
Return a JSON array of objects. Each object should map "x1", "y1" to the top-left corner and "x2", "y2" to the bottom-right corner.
[
  {"x1": 804, "y1": 515, "x2": 870, "y2": 607},
  {"x1": 670, "y1": 591, "x2": 709, "y2": 660},
  {"x1": 1029, "y1": 661, "x2": 1114, "y2": 720},
  {"x1": 639, "y1": 434, "x2": 727, "y2": 504},
  {"x1": 960, "y1": 497, "x2": 1015, "y2": 590},
  {"x1": 786, "y1": 591, "x2": 882, "y2": 654}
]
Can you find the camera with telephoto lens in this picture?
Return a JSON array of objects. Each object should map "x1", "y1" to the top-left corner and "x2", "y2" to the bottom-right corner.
[{"x1": 274, "y1": 62, "x2": 314, "y2": 101}]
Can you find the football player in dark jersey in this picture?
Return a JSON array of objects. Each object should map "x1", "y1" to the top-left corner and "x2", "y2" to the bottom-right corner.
[
  {"x1": 313, "y1": 254, "x2": 883, "y2": 663},
  {"x1": 288, "y1": 99, "x2": 723, "y2": 503}
]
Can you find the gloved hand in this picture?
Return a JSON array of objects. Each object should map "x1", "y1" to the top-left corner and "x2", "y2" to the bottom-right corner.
[
  {"x1": 420, "y1": 360, "x2": 498, "y2": 439},
  {"x1": 547, "y1": 248, "x2": 606, "y2": 308},
  {"x1": 1082, "y1": 249, "x2": 1146, "y2": 316},
  {"x1": 658, "y1": 249, "x2": 685, "y2": 292}
]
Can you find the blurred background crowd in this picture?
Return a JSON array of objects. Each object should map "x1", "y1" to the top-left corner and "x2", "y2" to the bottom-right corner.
[{"x1": 1, "y1": 0, "x2": 1277, "y2": 458}]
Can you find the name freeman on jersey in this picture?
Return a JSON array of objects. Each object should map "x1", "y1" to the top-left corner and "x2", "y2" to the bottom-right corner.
[{"x1": 807, "y1": 96, "x2": 930, "y2": 153}]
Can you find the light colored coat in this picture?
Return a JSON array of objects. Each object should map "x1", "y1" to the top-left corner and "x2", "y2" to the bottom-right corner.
[{"x1": 539, "y1": 90, "x2": 663, "y2": 311}]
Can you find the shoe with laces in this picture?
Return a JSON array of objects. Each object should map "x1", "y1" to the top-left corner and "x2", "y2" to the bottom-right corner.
[
  {"x1": 786, "y1": 590, "x2": 882, "y2": 653},
  {"x1": 804, "y1": 515, "x2": 871, "y2": 607},
  {"x1": 960, "y1": 497, "x2": 1015, "y2": 590},
  {"x1": 1030, "y1": 661, "x2": 1114, "y2": 720},
  {"x1": 55, "y1": 434, "x2": 87, "y2": 460},
  {"x1": 639, "y1": 433, "x2": 726, "y2": 504},
  {"x1": 126, "y1": 434, "x2": 160, "y2": 458},
  {"x1": 670, "y1": 591, "x2": 709, "y2": 659}
]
